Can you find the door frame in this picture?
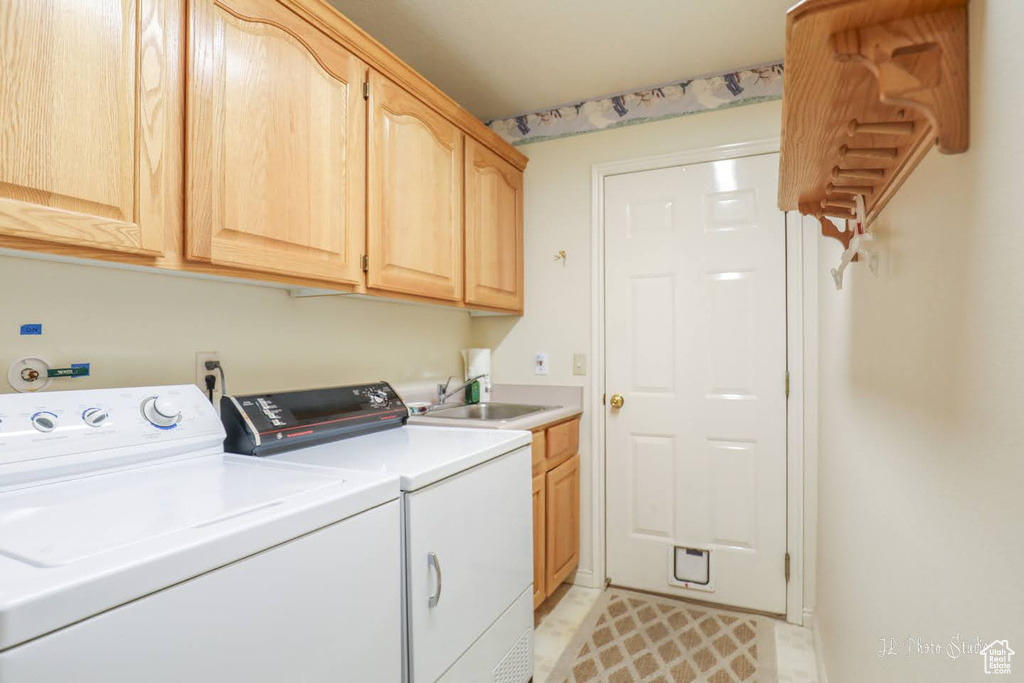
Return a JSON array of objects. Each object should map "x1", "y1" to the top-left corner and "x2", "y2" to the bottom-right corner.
[{"x1": 588, "y1": 139, "x2": 817, "y2": 625}]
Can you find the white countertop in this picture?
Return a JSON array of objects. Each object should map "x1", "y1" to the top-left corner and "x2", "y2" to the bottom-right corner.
[{"x1": 409, "y1": 405, "x2": 581, "y2": 431}]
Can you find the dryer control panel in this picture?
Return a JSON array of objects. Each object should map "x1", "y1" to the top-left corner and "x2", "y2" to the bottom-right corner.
[{"x1": 221, "y1": 382, "x2": 408, "y2": 457}]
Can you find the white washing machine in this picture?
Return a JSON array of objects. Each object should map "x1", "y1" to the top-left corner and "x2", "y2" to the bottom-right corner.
[{"x1": 0, "y1": 385, "x2": 403, "y2": 683}]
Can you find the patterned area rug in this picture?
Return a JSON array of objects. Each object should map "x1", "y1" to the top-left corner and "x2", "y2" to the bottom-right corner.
[{"x1": 546, "y1": 588, "x2": 778, "y2": 683}]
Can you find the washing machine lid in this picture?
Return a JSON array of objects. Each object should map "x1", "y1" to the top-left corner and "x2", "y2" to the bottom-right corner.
[
  {"x1": 0, "y1": 453, "x2": 399, "y2": 650},
  {"x1": 269, "y1": 425, "x2": 532, "y2": 491}
]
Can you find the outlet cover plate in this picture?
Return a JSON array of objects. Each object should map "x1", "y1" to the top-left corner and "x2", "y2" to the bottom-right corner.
[
  {"x1": 534, "y1": 352, "x2": 549, "y2": 376},
  {"x1": 195, "y1": 352, "x2": 220, "y2": 399}
]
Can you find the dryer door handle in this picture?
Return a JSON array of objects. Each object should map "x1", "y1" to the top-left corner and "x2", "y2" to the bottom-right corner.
[{"x1": 427, "y1": 552, "x2": 442, "y2": 608}]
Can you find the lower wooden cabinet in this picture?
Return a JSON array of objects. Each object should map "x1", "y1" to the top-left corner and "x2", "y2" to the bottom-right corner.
[
  {"x1": 545, "y1": 418, "x2": 580, "y2": 470},
  {"x1": 531, "y1": 431, "x2": 546, "y2": 471},
  {"x1": 546, "y1": 454, "x2": 581, "y2": 594},
  {"x1": 531, "y1": 417, "x2": 581, "y2": 609},
  {"x1": 532, "y1": 473, "x2": 547, "y2": 608}
]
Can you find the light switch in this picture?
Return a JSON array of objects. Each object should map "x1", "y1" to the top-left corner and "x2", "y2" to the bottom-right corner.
[
  {"x1": 534, "y1": 352, "x2": 549, "y2": 376},
  {"x1": 572, "y1": 352, "x2": 587, "y2": 376}
]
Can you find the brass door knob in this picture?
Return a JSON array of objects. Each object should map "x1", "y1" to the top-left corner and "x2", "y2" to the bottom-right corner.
[{"x1": 609, "y1": 393, "x2": 625, "y2": 409}]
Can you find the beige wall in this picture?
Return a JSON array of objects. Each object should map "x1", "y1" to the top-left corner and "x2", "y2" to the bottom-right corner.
[
  {"x1": 814, "y1": 1, "x2": 1023, "y2": 681},
  {"x1": 472, "y1": 100, "x2": 785, "y2": 580},
  {"x1": 0, "y1": 255, "x2": 471, "y2": 395}
]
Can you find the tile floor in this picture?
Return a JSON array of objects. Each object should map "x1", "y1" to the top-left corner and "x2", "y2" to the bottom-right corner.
[
  {"x1": 534, "y1": 584, "x2": 604, "y2": 682},
  {"x1": 533, "y1": 585, "x2": 820, "y2": 683},
  {"x1": 774, "y1": 622, "x2": 820, "y2": 683}
]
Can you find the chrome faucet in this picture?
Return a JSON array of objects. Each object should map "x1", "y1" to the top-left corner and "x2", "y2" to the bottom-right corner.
[{"x1": 435, "y1": 374, "x2": 488, "y2": 406}]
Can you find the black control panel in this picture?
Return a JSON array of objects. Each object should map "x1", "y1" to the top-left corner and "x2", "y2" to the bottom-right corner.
[{"x1": 221, "y1": 382, "x2": 408, "y2": 456}]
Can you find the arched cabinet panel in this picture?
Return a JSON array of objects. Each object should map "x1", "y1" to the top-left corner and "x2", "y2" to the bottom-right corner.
[
  {"x1": 187, "y1": 0, "x2": 367, "y2": 285},
  {"x1": 367, "y1": 72, "x2": 464, "y2": 302},
  {"x1": 464, "y1": 138, "x2": 524, "y2": 312}
]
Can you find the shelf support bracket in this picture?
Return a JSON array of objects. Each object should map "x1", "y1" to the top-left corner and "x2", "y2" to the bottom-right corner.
[
  {"x1": 830, "y1": 6, "x2": 968, "y2": 154},
  {"x1": 809, "y1": 212, "x2": 859, "y2": 262}
]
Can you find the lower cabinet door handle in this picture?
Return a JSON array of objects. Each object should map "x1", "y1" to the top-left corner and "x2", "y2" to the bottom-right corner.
[{"x1": 428, "y1": 552, "x2": 442, "y2": 608}]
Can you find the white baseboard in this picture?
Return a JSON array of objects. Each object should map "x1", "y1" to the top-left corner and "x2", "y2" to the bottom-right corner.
[
  {"x1": 569, "y1": 569, "x2": 600, "y2": 590},
  {"x1": 805, "y1": 610, "x2": 829, "y2": 683}
]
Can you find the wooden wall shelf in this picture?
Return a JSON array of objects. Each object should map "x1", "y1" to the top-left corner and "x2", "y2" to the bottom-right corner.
[{"x1": 778, "y1": 0, "x2": 969, "y2": 231}]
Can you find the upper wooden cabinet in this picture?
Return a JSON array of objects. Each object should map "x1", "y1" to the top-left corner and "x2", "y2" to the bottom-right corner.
[
  {"x1": 0, "y1": 0, "x2": 528, "y2": 309},
  {"x1": 367, "y1": 73, "x2": 464, "y2": 302},
  {"x1": 187, "y1": 0, "x2": 367, "y2": 285},
  {"x1": 0, "y1": 0, "x2": 173, "y2": 255},
  {"x1": 464, "y1": 139, "x2": 524, "y2": 312}
]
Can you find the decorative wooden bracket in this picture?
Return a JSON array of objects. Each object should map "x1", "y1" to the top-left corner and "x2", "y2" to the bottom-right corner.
[
  {"x1": 831, "y1": 6, "x2": 968, "y2": 154},
  {"x1": 811, "y1": 212, "x2": 858, "y2": 262}
]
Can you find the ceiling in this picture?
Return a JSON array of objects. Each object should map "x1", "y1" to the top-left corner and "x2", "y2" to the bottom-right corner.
[{"x1": 328, "y1": 0, "x2": 793, "y2": 122}]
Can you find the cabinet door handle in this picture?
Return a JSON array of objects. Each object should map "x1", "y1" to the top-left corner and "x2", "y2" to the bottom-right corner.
[{"x1": 428, "y1": 552, "x2": 442, "y2": 608}]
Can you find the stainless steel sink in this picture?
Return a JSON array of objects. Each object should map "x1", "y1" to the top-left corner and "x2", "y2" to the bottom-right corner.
[{"x1": 426, "y1": 403, "x2": 553, "y2": 421}]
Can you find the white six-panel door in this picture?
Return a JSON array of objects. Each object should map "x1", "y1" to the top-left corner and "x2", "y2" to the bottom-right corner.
[{"x1": 604, "y1": 153, "x2": 788, "y2": 614}]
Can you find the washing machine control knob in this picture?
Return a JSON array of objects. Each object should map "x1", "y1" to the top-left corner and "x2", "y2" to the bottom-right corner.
[
  {"x1": 82, "y1": 407, "x2": 110, "y2": 428},
  {"x1": 141, "y1": 397, "x2": 181, "y2": 429},
  {"x1": 31, "y1": 411, "x2": 59, "y2": 433}
]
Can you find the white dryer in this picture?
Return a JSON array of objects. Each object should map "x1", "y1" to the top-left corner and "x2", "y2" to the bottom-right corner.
[
  {"x1": 269, "y1": 423, "x2": 535, "y2": 683},
  {"x1": 0, "y1": 385, "x2": 402, "y2": 683}
]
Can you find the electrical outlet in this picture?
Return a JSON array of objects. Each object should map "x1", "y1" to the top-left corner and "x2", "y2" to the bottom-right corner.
[
  {"x1": 195, "y1": 352, "x2": 220, "y2": 400},
  {"x1": 535, "y1": 352, "x2": 549, "y2": 376},
  {"x1": 572, "y1": 352, "x2": 587, "y2": 376}
]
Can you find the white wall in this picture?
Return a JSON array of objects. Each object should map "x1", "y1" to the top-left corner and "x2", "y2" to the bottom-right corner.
[
  {"x1": 814, "y1": 2, "x2": 1024, "y2": 681},
  {"x1": 1, "y1": 255, "x2": 471, "y2": 395},
  {"x1": 472, "y1": 100, "x2": 785, "y2": 581}
]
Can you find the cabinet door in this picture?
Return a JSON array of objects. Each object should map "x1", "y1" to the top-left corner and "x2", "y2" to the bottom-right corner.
[
  {"x1": 187, "y1": 0, "x2": 366, "y2": 285},
  {"x1": 0, "y1": 0, "x2": 173, "y2": 255},
  {"x1": 368, "y1": 73, "x2": 463, "y2": 301},
  {"x1": 464, "y1": 138, "x2": 524, "y2": 311},
  {"x1": 406, "y1": 447, "x2": 531, "y2": 683},
  {"x1": 546, "y1": 453, "x2": 580, "y2": 596},
  {"x1": 532, "y1": 472, "x2": 546, "y2": 609}
]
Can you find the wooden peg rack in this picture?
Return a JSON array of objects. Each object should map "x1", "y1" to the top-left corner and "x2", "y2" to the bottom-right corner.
[{"x1": 778, "y1": 0, "x2": 969, "y2": 242}]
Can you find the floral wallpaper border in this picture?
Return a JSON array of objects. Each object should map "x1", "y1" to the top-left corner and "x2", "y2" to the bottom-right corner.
[{"x1": 486, "y1": 62, "x2": 784, "y2": 146}]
